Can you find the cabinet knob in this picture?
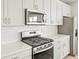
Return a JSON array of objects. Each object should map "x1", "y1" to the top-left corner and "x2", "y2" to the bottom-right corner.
[
  {"x1": 8, "y1": 18, "x2": 11, "y2": 24},
  {"x1": 4, "y1": 18, "x2": 7, "y2": 20},
  {"x1": 3, "y1": 18, "x2": 8, "y2": 24},
  {"x1": 3, "y1": 18, "x2": 11, "y2": 24}
]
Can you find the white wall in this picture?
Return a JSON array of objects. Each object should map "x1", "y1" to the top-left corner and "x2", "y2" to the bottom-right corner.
[
  {"x1": 71, "y1": 1, "x2": 78, "y2": 17},
  {"x1": 1, "y1": 25, "x2": 57, "y2": 44}
]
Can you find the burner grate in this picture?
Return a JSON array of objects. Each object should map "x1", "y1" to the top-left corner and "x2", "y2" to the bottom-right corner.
[{"x1": 22, "y1": 37, "x2": 53, "y2": 47}]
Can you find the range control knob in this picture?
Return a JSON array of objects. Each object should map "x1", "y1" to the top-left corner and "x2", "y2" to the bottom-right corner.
[
  {"x1": 51, "y1": 43, "x2": 53, "y2": 45},
  {"x1": 48, "y1": 44, "x2": 50, "y2": 46},
  {"x1": 44, "y1": 45, "x2": 47, "y2": 48},
  {"x1": 40, "y1": 47, "x2": 42, "y2": 49},
  {"x1": 37, "y1": 48, "x2": 40, "y2": 50}
]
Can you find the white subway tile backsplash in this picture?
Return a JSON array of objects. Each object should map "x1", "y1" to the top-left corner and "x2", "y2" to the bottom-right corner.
[{"x1": 1, "y1": 25, "x2": 57, "y2": 44}]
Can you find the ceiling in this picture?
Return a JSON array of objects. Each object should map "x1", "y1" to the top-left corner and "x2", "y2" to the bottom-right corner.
[{"x1": 60, "y1": 0, "x2": 78, "y2": 5}]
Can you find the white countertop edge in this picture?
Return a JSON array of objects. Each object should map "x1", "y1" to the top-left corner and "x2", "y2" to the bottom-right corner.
[
  {"x1": 1, "y1": 41, "x2": 32, "y2": 58},
  {"x1": 41, "y1": 34, "x2": 70, "y2": 39},
  {"x1": 2, "y1": 48, "x2": 32, "y2": 58}
]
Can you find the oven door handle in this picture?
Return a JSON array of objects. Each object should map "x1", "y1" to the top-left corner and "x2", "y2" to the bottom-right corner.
[{"x1": 33, "y1": 45, "x2": 54, "y2": 54}]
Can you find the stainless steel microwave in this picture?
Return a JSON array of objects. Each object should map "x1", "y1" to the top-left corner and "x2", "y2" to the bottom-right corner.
[{"x1": 25, "y1": 9, "x2": 46, "y2": 25}]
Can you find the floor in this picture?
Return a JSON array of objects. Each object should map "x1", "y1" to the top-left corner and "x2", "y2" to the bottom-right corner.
[{"x1": 64, "y1": 55, "x2": 78, "y2": 59}]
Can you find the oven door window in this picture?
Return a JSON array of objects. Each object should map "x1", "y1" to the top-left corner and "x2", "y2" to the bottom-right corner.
[{"x1": 34, "y1": 48, "x2": 53, "y2": 59}]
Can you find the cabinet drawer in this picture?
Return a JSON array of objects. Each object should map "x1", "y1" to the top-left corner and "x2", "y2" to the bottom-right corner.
[{"x1": 2, "y1": 49, "x2": 32, "y2": 59}]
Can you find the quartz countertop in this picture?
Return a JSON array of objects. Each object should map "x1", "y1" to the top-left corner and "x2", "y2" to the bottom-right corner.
[
  {"x1": 1, "y1": 41, "x2": 32, "y2": 58},
  {"x1": 1, "y1": 34, "x2": 70, "y2": 58},
  {"x1": 41, "y1": 34, "x2": 70, "y2": 40}
]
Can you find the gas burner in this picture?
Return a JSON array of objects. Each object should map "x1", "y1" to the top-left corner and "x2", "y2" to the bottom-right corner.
[{"x1": 22, "y1": 37, "x2": 53, "y2": 47}]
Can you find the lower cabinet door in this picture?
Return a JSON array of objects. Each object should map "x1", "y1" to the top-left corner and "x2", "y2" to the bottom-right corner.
[
  {"x1": 65, "y1": 37, "x2": 70, "y2": 56},
  {"x1": 62, "y1": 37, "x2": 70, "y2": 58},
  {"x1": 54, "y1": 46, "x2": 62, "y2": 59}
]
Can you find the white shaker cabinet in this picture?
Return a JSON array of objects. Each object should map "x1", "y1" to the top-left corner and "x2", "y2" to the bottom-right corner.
[
  {"x1": 62, "y1": 3, "x2": 71, "y2": 17},
  {"x1": 43, "y1": 0, "x2": 51, "y2": 25},
  {"x1": 44, "y1": 0, "x2": 64, "y2": 25},
  {"x1": 54, "y1": 35, "x2": 70, "y2": 59},
  {"x1": 23, "y1": 0, "x2": 43, "y2": 12},
  {"x1": 56, "y1": 0, "x2": 63, "y2": 25},
  {"x1": 34, "y1": 0, "x2": 43, "y2": 11},
  {"x1": 54, "y1": 39, "x2": 62, "y2": 59},
  {"x1": 54, "y1": 47, "x2": 62, "y2": 59},
  {"x1": 2, "y1": 0, "x2": 24, "y2": 26},
  {"x1": 23, "y1": 0, "x2": 33, "y2": 10},
  {"x1": 67, "y1": 5, "x2": 72, "y2": 17},
  {"x1": 44, "y1": 0, "x2": 57, "y2": 25},
  {"x1": 50, "y1": 0, "x2": 57, "y2": 25},
  {"x1": 62, "y1": 36, "x2": 70, "y2": 58}
]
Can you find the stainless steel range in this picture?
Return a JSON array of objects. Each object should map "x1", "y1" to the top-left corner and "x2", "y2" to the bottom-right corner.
[{"x1": 21, "y1": 31, "x2": 54, "y2": 59}]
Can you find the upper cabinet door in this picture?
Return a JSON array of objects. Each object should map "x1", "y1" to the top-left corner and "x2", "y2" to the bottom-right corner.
[
  {"x1": 50, "y1": 0, "x2": 57, "y2": 25},
  {"x1": 43, "y1": 0, "x2": 51, "y2": 25},
  {"x1": 2, "y1": 0, "x2": 24, "y2": 26},
  {"x1": 8, "y1": 0, "x2": 24, "y2": 25},
  {"x1": 34, "y1": 0, "x2": 43, "y2": 11},
  {"x1": 44, "y1": 0, "x2": 63, "y2": 25},
  {"x1": 23, "y1": 0, "x2": 43, "y2": 12},
  {"x1": 1, "y1": 0, "x2": 8, "y2": 25},
  {"x1": 66, "y1": 5, "x2": 72, "y2": 17},
  {"x1": 62, "y1": 3, "x2": 71, "y2": 17},
  {"x1": 23, "y1": 0, "x2": 33, "y2": 10},
  {"x1": 56, "y1": 0, "x2": 63, "y2": 25}
]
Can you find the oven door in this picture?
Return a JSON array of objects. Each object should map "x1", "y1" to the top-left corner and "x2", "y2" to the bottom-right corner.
[{"x1": 33, "y1": 47, "x2": 53, "y2": 59}]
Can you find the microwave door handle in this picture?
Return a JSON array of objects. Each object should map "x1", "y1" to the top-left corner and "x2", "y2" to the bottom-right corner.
[
  {"x1": 25, "y1": 9, "x2": 27, "y2": 25},
  {"x1": 43, "y1": 14, "x2": 47, "y2": 23},
  {"x1": 42, "y1": 15, "x2": 45, "y2": 22}
]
